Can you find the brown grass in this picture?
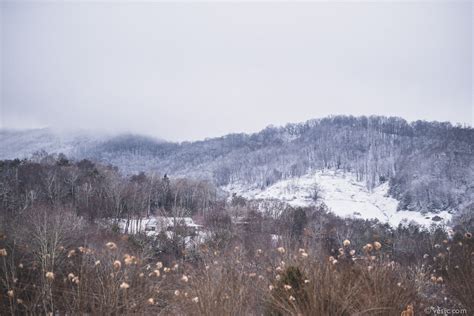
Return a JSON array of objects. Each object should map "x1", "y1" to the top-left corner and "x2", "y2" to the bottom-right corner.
[{"x1": 1, "y1": 220, "x2": 472, "y2": 315}]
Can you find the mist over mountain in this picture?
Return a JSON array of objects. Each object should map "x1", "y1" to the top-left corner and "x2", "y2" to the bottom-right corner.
[{"x1": 1, "y1": 115, "x2": 473, "y2": 215}]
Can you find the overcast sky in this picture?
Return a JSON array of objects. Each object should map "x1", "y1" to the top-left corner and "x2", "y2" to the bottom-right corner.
[{"x1": 1, "y1": 1, "x2": 472, "y2": 141}]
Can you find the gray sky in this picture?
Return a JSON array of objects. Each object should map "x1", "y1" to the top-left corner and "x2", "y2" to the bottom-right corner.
[{"x1": 1, "y1": 1, "x2": 472, "y2": 141}]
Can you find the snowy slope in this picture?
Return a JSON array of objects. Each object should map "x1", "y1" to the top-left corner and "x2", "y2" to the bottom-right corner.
[{"x1": 224, "y1": 170, "x2": 452, "y2": 227}]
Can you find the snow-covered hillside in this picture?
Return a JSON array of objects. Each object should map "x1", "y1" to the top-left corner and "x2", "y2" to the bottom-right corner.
[{"x1": 224, "y1": 170, "x2": 452, "y2": 228}]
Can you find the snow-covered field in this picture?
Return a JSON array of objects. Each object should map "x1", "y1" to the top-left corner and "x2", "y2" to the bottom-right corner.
[{"x1": 224, "y1": 170, "x2": 452, "y2": 228}]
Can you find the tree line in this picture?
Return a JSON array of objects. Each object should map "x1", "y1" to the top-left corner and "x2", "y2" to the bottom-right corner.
[{"x1": 0, "y1": 153, "x2": 218, "y2": 222}]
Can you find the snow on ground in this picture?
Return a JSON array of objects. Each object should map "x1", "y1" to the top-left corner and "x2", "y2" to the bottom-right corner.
[
  {"x1": 224, "y1": 170, "x2": 452, "y2": 228},
  {"x1": 115, "y1": 217, "x2": 210, "y2": 248}
]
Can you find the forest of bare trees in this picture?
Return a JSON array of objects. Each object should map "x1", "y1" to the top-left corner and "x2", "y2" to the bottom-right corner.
[{"x1": 0, "y1": 154, "x2": 218, "y2": 222}]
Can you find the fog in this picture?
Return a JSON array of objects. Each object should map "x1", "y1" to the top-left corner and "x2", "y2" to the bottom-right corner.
[{"x1": 1, "y1": 1, "x2": 472, "y2": 141}]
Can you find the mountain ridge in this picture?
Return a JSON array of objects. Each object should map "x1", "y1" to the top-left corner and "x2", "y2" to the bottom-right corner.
[{"x1": 1, "y1": 115, "x2": 473, "y2": 215}]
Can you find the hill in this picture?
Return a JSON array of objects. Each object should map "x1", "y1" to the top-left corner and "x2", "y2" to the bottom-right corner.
[{"x1": 1, "y1": 115, "x2": 473, "y2": 216}]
